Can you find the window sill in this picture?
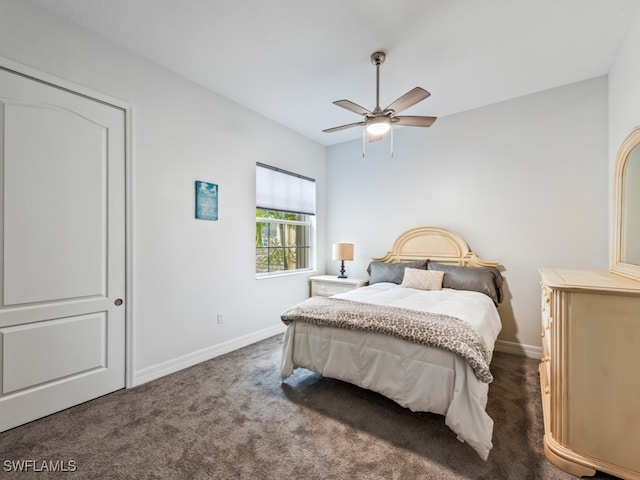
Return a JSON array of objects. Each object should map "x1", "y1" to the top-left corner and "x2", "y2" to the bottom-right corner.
[{"x1": 255, "y1": 269, "x2": 317, "y2": 280}]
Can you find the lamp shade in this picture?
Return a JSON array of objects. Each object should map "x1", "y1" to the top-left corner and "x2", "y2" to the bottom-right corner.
[{"x1": 332, "y1": 243, "x2": 354, "y2": 261}]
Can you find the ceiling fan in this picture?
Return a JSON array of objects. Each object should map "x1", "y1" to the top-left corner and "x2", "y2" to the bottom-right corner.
[{"x1": 323, "y1": 51, "x2": 437, "y2": 153}]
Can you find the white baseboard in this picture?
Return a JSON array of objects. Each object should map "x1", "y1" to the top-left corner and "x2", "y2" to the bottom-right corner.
[
  {"x1": 132, "y1": 323, "x2": 286, "y2": 387},
  {"x1": 494, "y1": 339, "x2": 541, "y2": 359}
]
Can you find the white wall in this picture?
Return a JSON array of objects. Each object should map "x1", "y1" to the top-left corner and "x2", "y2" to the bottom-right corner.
[
  {"x1": 609, "y1": 7, "x2": 640, "y2": 161},
  {"x1": 609, "y1": 6, "x2": 640, "y2": 258},
  {"x1": 0, "y1": 0, "x2": 327, "y2": 384},
  {"x1": 0, "y1": 0, "x2": 624, "y2": 376},
  {"x1": 326, "y1": 77, "x2": 609, "y2": 351}
]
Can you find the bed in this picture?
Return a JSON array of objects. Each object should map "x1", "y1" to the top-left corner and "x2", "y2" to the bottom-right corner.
[{"x1": 280, "y1": 226, "x2": 503, "y2": 460}]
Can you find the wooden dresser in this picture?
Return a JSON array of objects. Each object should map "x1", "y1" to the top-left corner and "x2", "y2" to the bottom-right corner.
[{"x1": 539, "y1": 268, "x2": 640, "y2": 479}]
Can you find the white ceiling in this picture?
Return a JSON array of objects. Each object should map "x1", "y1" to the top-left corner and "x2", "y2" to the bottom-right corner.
[{"x1": 28, "y1": 0, "x2": 640, "y2": 146}]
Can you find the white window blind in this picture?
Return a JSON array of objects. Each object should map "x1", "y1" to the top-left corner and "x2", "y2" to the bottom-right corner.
[{"x1": 256, "y1": 163, "x2": 316, "y2": 215}]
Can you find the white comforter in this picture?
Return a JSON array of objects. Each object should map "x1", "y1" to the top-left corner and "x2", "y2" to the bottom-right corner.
[{"x1": 281, "y1": 282, "x2": 502, "y2": 460}]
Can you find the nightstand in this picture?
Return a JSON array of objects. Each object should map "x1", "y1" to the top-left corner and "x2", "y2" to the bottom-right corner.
[{"x1": 309, "y1": 275, "x2": 368, "y2": 297}]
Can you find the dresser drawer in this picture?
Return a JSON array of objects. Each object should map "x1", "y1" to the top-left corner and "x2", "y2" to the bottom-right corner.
[
  {"x1": 541, "y1": 284, "x2": 552, "y2": 322},
  {"x1": 539, "y1": 361, "x2": 551, "y2": 436},
  {"x1": 539, "y1": 357, "x2": 550, "y2": 396},
  {"x1": 541, "y1": 283, "x2": 552, "y2": 361},
  {"x1": 541, "y1": 331, "x2": 550, "y2": 361},
  {"x1": 309, "y1": 275, "x2": 368, "y2": 297},
  {"x1": 313, "y1": 282, "x2": 355, "y2": 296},
  {"x1": 541, "y1": 312, "x2": 551, "y2": 357},
  {"x1": 541, "y1": 310, "x2": 552, "y2": 336}
]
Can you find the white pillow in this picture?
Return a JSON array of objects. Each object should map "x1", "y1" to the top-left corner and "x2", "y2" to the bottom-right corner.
[{"x1": 401, "y1": 268, "x2": 444, "y2": 291}]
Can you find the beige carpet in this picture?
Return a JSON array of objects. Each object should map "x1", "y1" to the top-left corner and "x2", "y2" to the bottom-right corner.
[{"x1": 0, "y1": 335, "x2": 618, "y2": 479}]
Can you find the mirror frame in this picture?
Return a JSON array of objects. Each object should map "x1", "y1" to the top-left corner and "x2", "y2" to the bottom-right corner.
[{"x1": 611, "y1": 126, "x2": 640, "y2": 280}]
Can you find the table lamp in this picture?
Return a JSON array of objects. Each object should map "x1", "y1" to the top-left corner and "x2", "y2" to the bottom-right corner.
[{"x1": 332, "y1": 243, "x2": 354, "y2": 278}]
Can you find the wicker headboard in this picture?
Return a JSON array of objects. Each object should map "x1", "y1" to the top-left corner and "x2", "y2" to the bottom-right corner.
[{"x1": 372, "y1": 226, "x2": 498, "y2": 268}]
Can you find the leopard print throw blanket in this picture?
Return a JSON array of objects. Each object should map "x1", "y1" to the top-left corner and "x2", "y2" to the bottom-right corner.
[{"x1": 281, "y1": 296, "x2": 493, "y2": 383}]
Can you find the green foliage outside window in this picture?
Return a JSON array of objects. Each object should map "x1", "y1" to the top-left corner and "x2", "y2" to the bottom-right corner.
[{"x1": 256, "y1": 209, "x2": 310, "y2": 274}]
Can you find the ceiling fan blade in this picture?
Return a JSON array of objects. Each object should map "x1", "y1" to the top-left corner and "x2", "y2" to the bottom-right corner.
[
  {"x1": 384, "y1": 87, "x2": 430, "y2": 114},
  {"x1": 322, "y1": 121, "x2": 365, "y2": 133},
  {"x1": 392, "y1": 115, "x2": 437, "y2": 127},
  {"x1": 333, "y1": 99, "x2": 373, "y2": 116}
]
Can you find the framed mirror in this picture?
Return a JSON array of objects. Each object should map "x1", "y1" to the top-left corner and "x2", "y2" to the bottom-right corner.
[{"x1": 612, "y1": 127, "x2": 640, "y2": 280}]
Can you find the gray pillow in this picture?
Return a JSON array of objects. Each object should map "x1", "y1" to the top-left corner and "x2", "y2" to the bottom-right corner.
[
  {"x1": 427, "y1": 262, "x2": 503, "y2": 304},
  {"x1": 367, "y1": 260, "x2": 427, "y2": 285}
]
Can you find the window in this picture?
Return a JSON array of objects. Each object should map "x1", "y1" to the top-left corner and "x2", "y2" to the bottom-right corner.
[
  {"x1": 256, "y1": 163, "x2": 315, "y2": 275},
  {"x1": 255, "y1": 210, "x2": 312, "y2": 273}
]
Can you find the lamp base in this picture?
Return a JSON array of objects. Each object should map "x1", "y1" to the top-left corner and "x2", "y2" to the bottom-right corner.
[{"x1": 337, "y1": 260, "x2": 347, "y2": 279}]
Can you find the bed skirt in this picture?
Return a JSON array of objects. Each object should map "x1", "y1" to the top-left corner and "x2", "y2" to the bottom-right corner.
[{"x1": 281, "y1": 321, "x2": 494, "y2": 460}]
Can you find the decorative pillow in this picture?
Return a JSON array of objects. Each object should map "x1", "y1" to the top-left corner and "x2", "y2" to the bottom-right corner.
[
  {"x1": 367, "y1": 259, "x2": 427, "y2": 285},
  {"x1": 401, "y1": 268, "x2": 444, "y2": 291},
  {"x1": 427, "y1": 262, "x2": 504, "y2": 304}
]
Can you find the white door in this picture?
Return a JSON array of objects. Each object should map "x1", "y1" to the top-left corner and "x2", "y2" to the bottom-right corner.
[{"x1": 0, "y1": 66, "x2": 126, "y2": 431}]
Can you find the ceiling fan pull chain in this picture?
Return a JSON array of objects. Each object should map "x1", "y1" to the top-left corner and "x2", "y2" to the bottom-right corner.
[
  {"x1": 362, "y1": 127, "x2": 366, "y2": 158},
  {"x1": 390, "y1": 126, "x2": 394, "y2": 157}
]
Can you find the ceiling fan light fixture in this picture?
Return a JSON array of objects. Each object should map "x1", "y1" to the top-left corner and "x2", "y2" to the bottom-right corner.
[
  {"x1": 366, "y1": 117, "x2": 390, "y2": 136},
  {"x1": 323, "y1": 51, "x2": 436, "y2": 155}
]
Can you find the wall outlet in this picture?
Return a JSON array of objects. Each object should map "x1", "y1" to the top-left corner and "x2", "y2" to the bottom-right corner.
[{"x1": 216, "y1": 313, "x2": 223, "y2": 324}]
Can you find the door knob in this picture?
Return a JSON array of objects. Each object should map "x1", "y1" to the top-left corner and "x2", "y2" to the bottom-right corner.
[{"x1": 114, "y1": 298, "x2": 123, "y2": 306}]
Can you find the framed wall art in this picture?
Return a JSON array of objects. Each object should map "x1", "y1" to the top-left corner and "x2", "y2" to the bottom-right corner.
[{"x1": 195, "y1": 180, "x2": 218, "y2": 221}]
